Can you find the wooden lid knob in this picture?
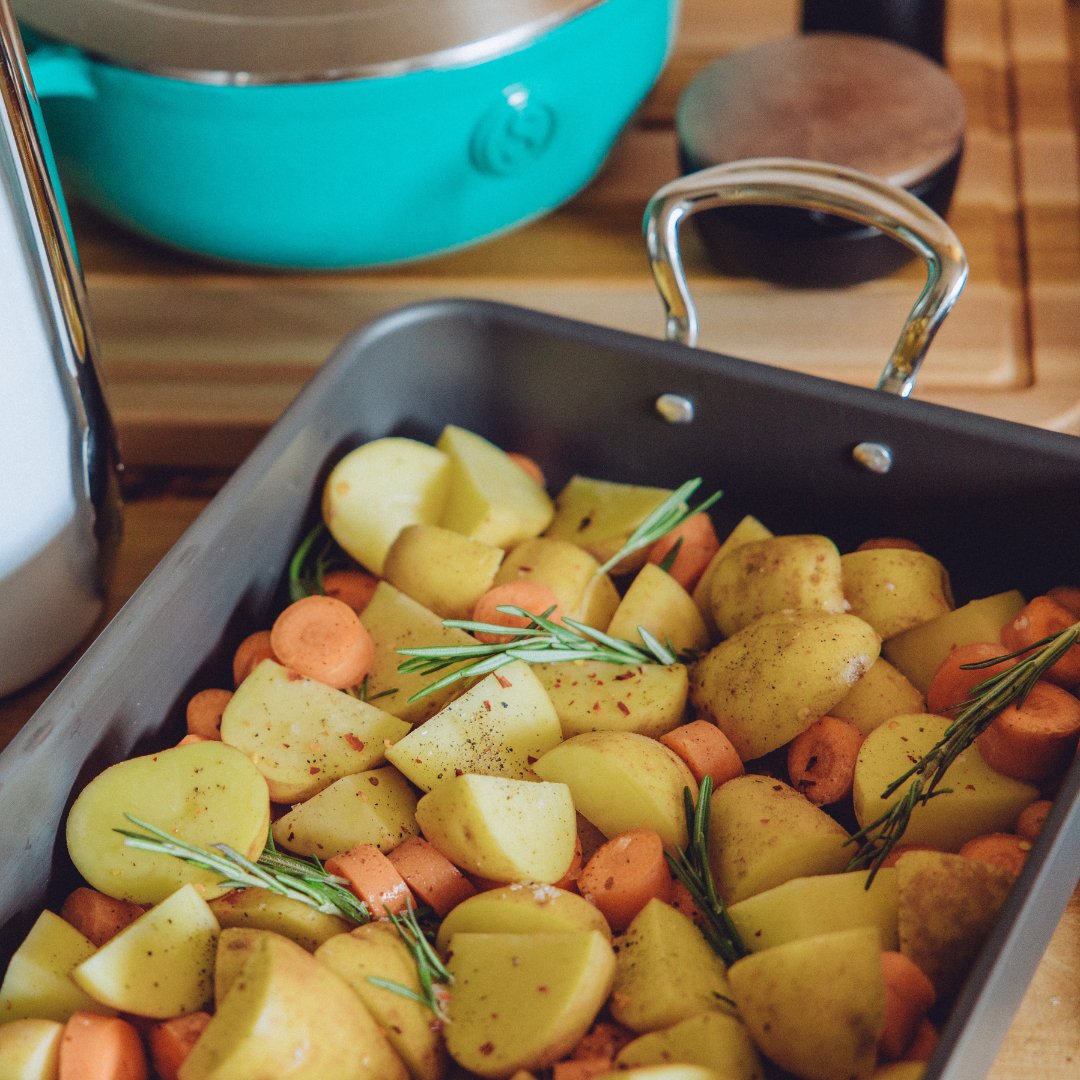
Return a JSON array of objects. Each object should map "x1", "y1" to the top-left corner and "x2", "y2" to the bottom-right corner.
[{"x1": 678, "y1": 33, "x2": 966, "y2": 188}]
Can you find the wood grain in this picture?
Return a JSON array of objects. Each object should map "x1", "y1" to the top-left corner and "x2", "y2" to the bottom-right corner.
[{"x1": 65, "y1": 0, "x2": 1080, "y2": 467}]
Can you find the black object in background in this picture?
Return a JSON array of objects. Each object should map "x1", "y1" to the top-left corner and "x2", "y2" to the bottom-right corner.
[{"x1": 801, "y1": 0, "x2": 946, "y2": 63}]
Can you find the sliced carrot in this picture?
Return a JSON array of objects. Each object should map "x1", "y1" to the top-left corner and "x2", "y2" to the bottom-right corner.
[
  {"x1": 855, "y1": 537, "x2": 925, "y2": 552},
  {"x1": 646, "y1": 512, "x2": 721, "y2": 592},
  {"x1": 147, "y1": 1012, "x2": 211, "y2": 1080},
  {"x1": 232, "y1": 629, "x2": 276, "y2": 687},
  {"x1": 571, "y1": 1020, "x2": 635, "y2": 1061},
  {"x1": 551, "y1": 1059, "x2": 613, "y2": 1080},
  {"x1": 659, "y1": 719, "x2": 744, "y2": 787},
  {"x1": 1047, "y1": 585, "x2": 1080, "y2": 617},
  {"x1": 958, "y1": 832, "x2": 1031, "y2": 877},
  {"x1": 60, "y1": 888, "x2": 147, "y2": 948},
  {"x1": 668, "y1": 876, "x2": 706, "y2": 927},
  {"x1": 975, "y1": 679, "x2": 1080, "y2": 780},
  {"x1": 270, "y1": 593, "x2": 375, "y2": 689},
  {"x1": 786, "y1": 715, "x2": 865, "y2": 806},
  {"x1": 926, "y1": 642, "x2": 1016, "y2": 717},
  {"x1": 1016, "y1": 798, "x2": 1054, "y2": 841},
  {"x1": 901, "y1": 1017, "x2": 940, "y2": 1063},
  {"x1": 59, "y1": 1011, "x2": 148, "y2": 1080},
  {"x1": 577, "y1": 828, "x2": 672, "y2": 933},
  {"x1": 324, "y1": 843, "x2": 414, "y2": 918},
  {"x1": 880, "y1": 844, "x2": 940, "y2": 869},
  {"x1": 184, "y1": 687, "x2": 232, "y2": 740},
  {"x1": 552, "y1": 833, "x2": 584, "y2": 893},
  {"x1": 879, "y1": 951, "x2": 937, "y2": 1060},
  {"x1": 1000, "y1": 595, "x2": 1080, "y2": 689},
  {"x1": 471, "y1": 581, "x2": 564, "y2": 645},
  {"x1": 385, "y1": 835, "x2": 477, "y2": 917},
  {"x1": 320, "y1": 568, "x2": 379, "y2": 615},
  {"x1": 507, "y1": 452, "x2": 547, "y2": 489}
]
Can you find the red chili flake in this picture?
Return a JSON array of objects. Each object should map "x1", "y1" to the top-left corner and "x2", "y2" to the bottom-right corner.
[
  {"x1": 309, "y1": 766, "x2": 321, "y2": 775},
  {"x1": 344, "y1": 733, "x2": 365, "y2": 752},
  {"x1": 537, "y1": 985, "x2": 549, "y2": 993},
  {"x1": 368, "y1": 776, "x2": 380, "y2": 786},
  {"x1": 496, "y1": 674, "x2": 512, "y2": 689},
  {"x1": 614, "y1": 671, "x2": 636, "y2": 681},
  {"x1": 616, "y1": 702, "x2": 630, "y2": 716},
  {"x1": 455, "y1": 768, "x2": 464, "y2": 777},
  {"x1": 483, "y1": 700, "x2": 492, "y2": 712},
  {"x1": 592, "y1": 702, "x2": 601, "y2": 712},
  {"x1": 479, "y1": 1042, "x2": 495, "y2": 1056},
  {"x1": 287, "y1": 670, "x2": 304, "y2": 682},
  {"x1": 527, "y1": 755, "x2": 538, "y2": 765}
]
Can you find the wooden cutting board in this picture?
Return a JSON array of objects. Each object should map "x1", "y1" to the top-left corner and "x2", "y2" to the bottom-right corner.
[{"x1": 72, "y1": 0, "x2": 1080, "y2": 467}]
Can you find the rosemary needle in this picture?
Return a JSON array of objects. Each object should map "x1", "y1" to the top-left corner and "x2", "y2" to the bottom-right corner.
[
  {"x1": 367, "y1": 900, "x2": 453, "y2": 1022},
  {"x1": 664, "y1": 777, "x2": 747, "y2": 965},
  {"x1": 847, "y1": 619, "x2": 1080, "y2": 881},
  {"x1": 117, "y1": 815, "x2": 370, "y2": 924},
  {"x1": 594, "y1": 478, "x2": 723, "y2": 579},
  {"x1": 397, "y1": 606, "x2": 682, "y2": 702}
]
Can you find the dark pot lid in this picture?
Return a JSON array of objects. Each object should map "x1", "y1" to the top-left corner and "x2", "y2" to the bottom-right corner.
[{"x1": 14, "y1": 0, "x2": 605, "y2": 83}]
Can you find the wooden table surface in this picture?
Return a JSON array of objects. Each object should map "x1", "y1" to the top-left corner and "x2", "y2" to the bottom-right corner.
[{"x1": 2, "y1": 0, "x2": 1078, "y2": 1075}]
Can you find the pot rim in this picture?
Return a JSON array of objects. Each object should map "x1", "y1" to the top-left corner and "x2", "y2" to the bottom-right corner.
[{"x1": 16, "y1": 0, "x2": 613, "y2": 85}]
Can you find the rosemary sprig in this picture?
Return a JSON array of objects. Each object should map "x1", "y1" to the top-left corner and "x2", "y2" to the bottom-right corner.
[
  {"x1": 397, "y1": 606, "x2": 683, "y2": 703},
  {"x1": 117, "y1": 815, "x2": 370, "y2": 924},
  {"x1": 664, "y1": 778, "x2": 747, "y2": 966},
  {"x1": 847, "y1": 620, "x2": 1080, "y2": 880},
  {"x1": 288, "y1": 522, "x2": 350, "y2": 603},
  {"x1": 367, "y1": 900, "x2": 453, "y2": 1022},
  {"x1": 594, "y1": 478, "x2": 723, "y2": 578}
]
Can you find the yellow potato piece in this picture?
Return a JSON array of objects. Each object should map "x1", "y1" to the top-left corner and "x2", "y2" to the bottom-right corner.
[
  {"x1": 615, "y1": 1009, "x2": 765, "y2": 1080},
  {"x1": 0, "y1": 1018, "x2": 63, "y2": 1080},
  {"x1": 221, "y1": 658, "x2": 410, "y2": 803},
  {"x1": 445, "y1": 931, "x2": 615, "y2": 1078},
  {"x1": 65, "y1": 740, "x2": 270, "y2": 905},
  {"x1": 72, "y1": 883, "x2": 217, "y2": 1019}
]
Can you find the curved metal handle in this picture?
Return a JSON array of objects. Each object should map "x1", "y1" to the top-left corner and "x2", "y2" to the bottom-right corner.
[{"x1": 643, "y1": 158, "x2": 968, "y2": 397}]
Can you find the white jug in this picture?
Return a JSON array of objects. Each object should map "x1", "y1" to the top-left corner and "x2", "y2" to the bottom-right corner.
[{"x1": 0, "y1": 1, "x2": 121, "y2": 696}]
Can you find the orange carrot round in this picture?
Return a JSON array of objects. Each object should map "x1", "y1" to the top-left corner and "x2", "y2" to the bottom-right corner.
[
  {"x1": 385, "y1": 836, "x2": 477, "y2": 917},
  {"x1": 1016, "y1": 798, "x2": 1054, "y2": 841},
  {"x1": 471, "y1": 581, "x2": 564, "y2": 645},
  {"x1": 147, "y1": 1012, "x2": 211, "y2": 1080},
  {"x1": 59, "y1": 1011, "x2": 148, "y2": 1080},
  {"x1": 320, "y1": 568, "x2": 379, "y2": 615},
  {"x1": 901, "y1": 1017, "x2": 940, "y2": 1062},
  {"x1": 577, "y1": 828, "x2": 673, "y2": 933},
  {"x1": 786, "y1": 715, "x2": 865, "y2": 806},
  {"x1": 270, "y1": 594, "x2": 374, "y2": 689},
  {"x1": 659, "y1": 719, "x2": 744, "y2": 787},
  {"x1": 60, "y1": 888, "x2": 147, "y2": 948},
  {"x1": 879, "y1": 951, "x2": 937, "y2": 1060},
  {"x1": 855, "y1": 537, "x2": 925, "y2": 552},
  {"x1": 232, "y1": 630, "x2": 276, "y2": 687},
  {"x1": 1047, "y1": 585, "x2": 1080, "y2": 617},
  {"x1": 507, "y1": 452, "x2": 547, "y2": 489},
  {"x1": 1000, "y1": 595, "x2": 1080, "y2": 688},
  {"x1": 926, "y1": 642, "x2": 1016, "y2": 717},
  {"x1": 646, "y1": 512, "x2": 721, "y2": 592},
  {"x1": 975, "y1": 679, "x2": 1080, "y2": 780},
  {"x1": 184, "y1": 688, "x2": 232, "y2": 740},
  {"x1": 958, "y1": 832, "x2": 1031, "y2": 877},
  {"x1": 324, "y1": 843, "x2": 414, "y2": 918}
]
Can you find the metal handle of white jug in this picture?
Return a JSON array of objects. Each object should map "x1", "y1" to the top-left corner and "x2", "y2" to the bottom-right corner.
[
  {"x1": 0, "y1": 0, "x2": 121, "y2": 693},
  {"x1": 644, "y1": 157, "x2": 969, "y2": 398}
]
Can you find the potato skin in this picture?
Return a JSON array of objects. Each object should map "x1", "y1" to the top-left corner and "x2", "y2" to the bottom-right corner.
[{"x1": 690, "y1": 611, "x2": 881, "y2": 761}]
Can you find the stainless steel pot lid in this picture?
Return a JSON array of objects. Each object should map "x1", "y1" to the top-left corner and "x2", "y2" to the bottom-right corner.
[{"x1": 14, "y1": 0, "x2": 605, "y2": 83}]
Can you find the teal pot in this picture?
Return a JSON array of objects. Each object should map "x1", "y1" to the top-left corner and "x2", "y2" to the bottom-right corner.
[{"x1": 24, "y1": 0, "x2": 677, "y2": 269}]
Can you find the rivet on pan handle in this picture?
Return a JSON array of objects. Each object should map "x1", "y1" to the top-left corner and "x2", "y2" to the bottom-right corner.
[{"x1": 643, "y1": 158, "x2": 969, "y2": 399}]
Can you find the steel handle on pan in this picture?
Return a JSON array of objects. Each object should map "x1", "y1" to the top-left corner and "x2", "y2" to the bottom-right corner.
[{"x1": 643, "y1": 157, "x2": 969, "y2": 399}]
